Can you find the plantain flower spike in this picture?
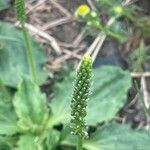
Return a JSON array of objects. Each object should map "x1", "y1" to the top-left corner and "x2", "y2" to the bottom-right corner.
[
  {"x1": 15, "y1": 0, "x2": 26, "y2": 23},
  {"x1": 70, "y1": 54, "x2": 92, "y2": 139}
]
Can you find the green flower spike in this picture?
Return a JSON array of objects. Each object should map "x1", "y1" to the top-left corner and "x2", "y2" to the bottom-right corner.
[
  {"x1": 70, "y1": 54, "x2": 92, "y2": 141},
  {"x1": 15, "y1": 0, "x2": 26, "y2": 23}
]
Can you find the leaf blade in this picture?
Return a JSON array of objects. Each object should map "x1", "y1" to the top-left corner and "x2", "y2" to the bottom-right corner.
[
  {"x1": 0, "y1": 21, "x2": 48, "y2": 87},
  {"x1": 13, "y1": 77, "x2": 49, "y2": 132},
  {"x1": 61, "y1": 123, "x2": 150, "y2": 150},
  {"x1": 16, "y1": 134, "x2": 43, "y2": 150},
  {"x1": 50, "y1": 66, "x2": 131, "y2": 125},
  {"x1": 0, "y1": 0, "x2": 10, "y2": 11},
  {"x1": 84, "y1": 123, "x2": 150, "y2": 150},
  {"x1": 0, "y1": 97, "x2": 18, "y2": 135}
]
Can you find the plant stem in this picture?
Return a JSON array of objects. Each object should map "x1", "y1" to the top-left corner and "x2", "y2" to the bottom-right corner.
[
  {"x1": 77, "y1": 136, "x2": 83, "y2": 150},
  {"x1": 21, "y1": 22, "x2": 37, "y2": 83}
]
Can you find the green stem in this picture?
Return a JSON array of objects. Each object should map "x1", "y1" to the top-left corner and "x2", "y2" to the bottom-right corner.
[
  {"x1": 21, "y1": 22, "x2": 37, "y2": 83},
  {"x1": 77, "y1": 136, "x2": 83, "y2": 150}
]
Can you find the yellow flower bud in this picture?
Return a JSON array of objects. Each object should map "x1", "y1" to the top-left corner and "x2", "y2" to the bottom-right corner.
[{"x1": 75, "y1": 4, "x2": 90, "y2": 18}]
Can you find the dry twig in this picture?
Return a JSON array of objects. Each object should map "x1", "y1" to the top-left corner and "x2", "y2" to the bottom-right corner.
[
  {"x1": 26, "y1": 0, "x2": 47, "y2": 14},
  {"x1": 141, "y1": 77, "x2": 150, "y2": 129},
  {"x1": 86, "y1": 17, "x2": 116, "y2": 61},
  {"x1": 131, "y1": 72, "x2": 150, "y2": 78},
  {"x1": 72, "y1": 30, "x2": 86, "y2": 47},
  {"x1": 86, "y1": 0, "x2": 97, "y2": 10},
  {"x1": 15, "y1": 22, "x2": 62, "y2": 55},
  {"x1": 50, "y1": 0, "x2": 72, "y2": 18},
  {"x1": 42, "y1": 17, "x2": 74, "y2": 30},
  {"x1": 141, "y1": 77, "x2": 149, "y2": 108}
]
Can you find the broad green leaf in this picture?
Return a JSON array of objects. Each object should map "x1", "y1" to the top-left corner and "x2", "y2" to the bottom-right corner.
[
  {"x1": 46, "y1": 129, "x2": 61, "y2": 150},
  {"x1": 16, "y1": 134, "x2": 43, "y2": 150},
  {"x1": 61, "y1": 123, "x2": 150, "y2": 150},
  {"x1": 0, "y1": 0, "x2": 10, "y2": 11},
  {"x1": 84, "y1": 123, "x2": 150, "y2": 150},
  {"x1": 13, "y1": 77, "x2": 49, "y2": 132},
  {"x1": 59, "y1": 125, "x2": 76, "y2": 146},
  {"x1": 0, "y1": 97, "x2": 18, "y2": 135},
  {"x1": 87, "y1": 66, "x2": 131, "y2": 124},
  {"x1": 0, "y1": 21, "x2": 48, "y2": 87},
  {"x1": 49, "y1": 66, "x2": 131, "y2": 126},
  {"x1": 0, "y1": 136, "x2": 15, "y2": 150},
  {"x1": 0, "y1": 143, "x2": 12, "y2": 150}
]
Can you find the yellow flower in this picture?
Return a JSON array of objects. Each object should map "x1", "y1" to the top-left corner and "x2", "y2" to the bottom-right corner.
[{"x1": 75, "y1": 4, "x2": 90, "y2": 18}]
